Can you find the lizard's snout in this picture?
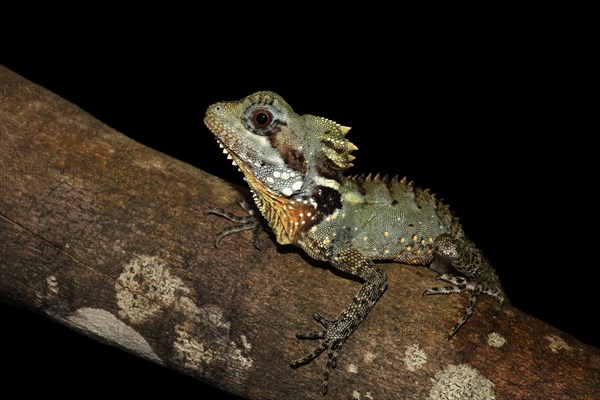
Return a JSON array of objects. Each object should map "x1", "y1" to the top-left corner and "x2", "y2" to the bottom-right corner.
[{"x1": 206, "y1": 102, "x2": 226, "y2": 117}]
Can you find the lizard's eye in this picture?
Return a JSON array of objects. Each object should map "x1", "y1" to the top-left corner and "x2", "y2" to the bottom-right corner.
[{"x1": 251, "y1": 109, "x2": 273, "y2": 129}]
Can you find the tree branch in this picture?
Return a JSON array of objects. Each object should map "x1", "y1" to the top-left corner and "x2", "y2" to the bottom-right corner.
[{"x1": 1, "y1": 65, "x2": 598, "y2": 400}]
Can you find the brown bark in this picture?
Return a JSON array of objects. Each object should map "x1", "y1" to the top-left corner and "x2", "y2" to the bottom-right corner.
[{"x1": 1, "y1": 64, "x2": 598, "y2": 400}]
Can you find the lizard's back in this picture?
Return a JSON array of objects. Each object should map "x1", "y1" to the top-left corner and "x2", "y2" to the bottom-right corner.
[{"x1": 306, "y1": 174, "x2": 462, "y2": 265}]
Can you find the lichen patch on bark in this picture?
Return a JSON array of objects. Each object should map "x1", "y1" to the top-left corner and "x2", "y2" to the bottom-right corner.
[
  {"x1": 486, "y1": 332, "x2": 506, "y2": 348},
  {"x1": 364, "y1": 352, "x2": 376, "y2": 363},
  {"x1": 173, "y1": 326, "x2": 216, "y2": 368},
  {"x1": 351, "y1": 390, "x2": 374, "y2": 399},
  {"x1": 115, "y1": 254, "x2": 254, "y2": 378},
  {"x1": 172, "y1": 322, "x2": 254, "y2": 375},
  {"x1": 46, "y1": 275, "x2": 59, "y2": 297},
  {"x1": 403, "y1": 344, "x2": 427, "y2": 372},
  {"x1": 429, "y1": 364, "x2": 495, "y2": 400},
  {"x1": 545, "y1": 335, "x2": 572, "y2": 353},
  {"x1": 116, "y1": 254, "x2": 189, "y2": 324}
]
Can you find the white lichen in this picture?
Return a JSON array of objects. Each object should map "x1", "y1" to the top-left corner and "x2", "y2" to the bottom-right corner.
[
  {"x1": 172, "y1": 306, "x2": 253, "y2": 375},
  {"x1": 545, "y1": 335, "x2": 572, "y2": 353},
  {"x1": 46, "y1": 275, "x2": 59, "y2": 297},
  {"x1": 364, "y1": 352, "x2": 376, "y2": 363},
  {"x1": 229, "y1": 345, "x2": 254, "y2": 370},
  {"x1": 347, "y1": 363, "x2": 359, "y2": 373},
  {"x1": 404, "y1": 344, "x2": 427, "y2": 372},
  {"x1": 429, "y1": 364, "x2": 495, "y2": 400},
  {"x1": 116, "y1": 254, "x2": 189, "y2": 324},
  {"x1": 116, "y1": 254, "x2": 254, "y2": 377},
  {"x1": 240, "y1": 334, "x2": 252, "y2": 351},
  {"x1": 64, "y1": 307, "x2": 162, "y2": 364},
  {"x1": 200, "y1": 304, "x2": 232, "y2": 331},
  {"x1": 351, "y1": 390, "x2": 374, "y2": 399},
  {"x1": 487, "y1": 332, "x2": 506, "y2": 348},
  {"x1": 173, "y1": 320, "x2": 254, "y2": 374},
  {"x1": 174, "y1": 326, "x2": 216, "y2": 368}
]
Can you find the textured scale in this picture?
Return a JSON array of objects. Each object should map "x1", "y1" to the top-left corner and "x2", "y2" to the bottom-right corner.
[{"x1": 204, "y1": 91, "x2": 506, "y2": 394}]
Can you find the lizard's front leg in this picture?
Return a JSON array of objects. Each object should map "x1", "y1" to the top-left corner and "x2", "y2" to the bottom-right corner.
[
  {"x1": 205, "y1": 199, "x2": 265, "y2": 249},
  {"x1": 291, "y1": 247, "x2": 387, "y2": 394}
]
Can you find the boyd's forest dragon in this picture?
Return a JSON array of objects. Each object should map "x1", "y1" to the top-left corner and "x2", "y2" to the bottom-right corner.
[{"x1": 204, "y1": 91, "x2": 506, "y2": 393}]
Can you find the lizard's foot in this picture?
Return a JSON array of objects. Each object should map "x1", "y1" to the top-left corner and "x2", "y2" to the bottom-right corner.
[
  {"x1": 290, "y1": 313, "x2": 348, "y2": 394},
  {"x1": 205, "y1": 199, "x2": 264, "y2": 249},
  {"x1": 424, "y1": 273, "x2": 503, "y2": 338}
]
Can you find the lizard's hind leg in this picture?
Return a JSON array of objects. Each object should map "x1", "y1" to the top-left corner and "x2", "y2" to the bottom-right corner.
[
  {"x1": 424, "y1": 234, "x2": 506, "y2": 338},
  {"x1": 424, "y1": 275, "x2": 483, "y2": 338}
]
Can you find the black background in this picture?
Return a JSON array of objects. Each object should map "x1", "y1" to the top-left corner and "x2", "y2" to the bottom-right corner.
[{"x1": 2, "y1": 22, "x2": 595, "y2": 399}]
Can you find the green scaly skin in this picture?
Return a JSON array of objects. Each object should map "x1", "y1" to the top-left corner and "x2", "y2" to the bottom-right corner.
[{"x1": 204, "y1": 91, "x2": 506, "y2": 394}]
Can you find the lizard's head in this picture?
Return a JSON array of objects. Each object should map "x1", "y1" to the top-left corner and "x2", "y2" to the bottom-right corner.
[{"x1": 204, "y1": 91, "x2": 357, "y2": 198}]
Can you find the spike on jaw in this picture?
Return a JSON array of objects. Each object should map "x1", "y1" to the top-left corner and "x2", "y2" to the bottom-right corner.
[{"x1": 347, "y1": 142, "x2": 358, "y2": 152}]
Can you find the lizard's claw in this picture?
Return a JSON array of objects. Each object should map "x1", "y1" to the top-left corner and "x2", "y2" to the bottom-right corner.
[
  {"x1": 424, "y1": 273, "x2": 505, "y2": 339},
  {"x1": 290, "y1": 313, "x2": 347, "y2": 394},
  {"x1": 205, "y1": 199, "x2": 265, "y2": 249}
]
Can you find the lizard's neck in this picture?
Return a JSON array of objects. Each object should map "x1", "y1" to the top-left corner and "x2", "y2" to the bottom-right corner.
[{"x1": 246, "y1": 171, "x2": 344, "y2": 245}]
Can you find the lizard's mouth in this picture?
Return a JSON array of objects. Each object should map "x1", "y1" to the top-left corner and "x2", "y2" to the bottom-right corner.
[
  {"x1": 216, "y1": 139, "x2": 240, "y2": 168},
  {"x1": 204, "y1": 114, "x2": 242, "y2": 167},
  {"x1": 204, "y1": 114, "x2": 262, "y2": 187}
]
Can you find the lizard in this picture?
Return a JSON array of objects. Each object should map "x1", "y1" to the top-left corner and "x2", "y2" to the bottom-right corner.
[{"x1": 204, "y1": 91, "x2": 506, "y2": 393}]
